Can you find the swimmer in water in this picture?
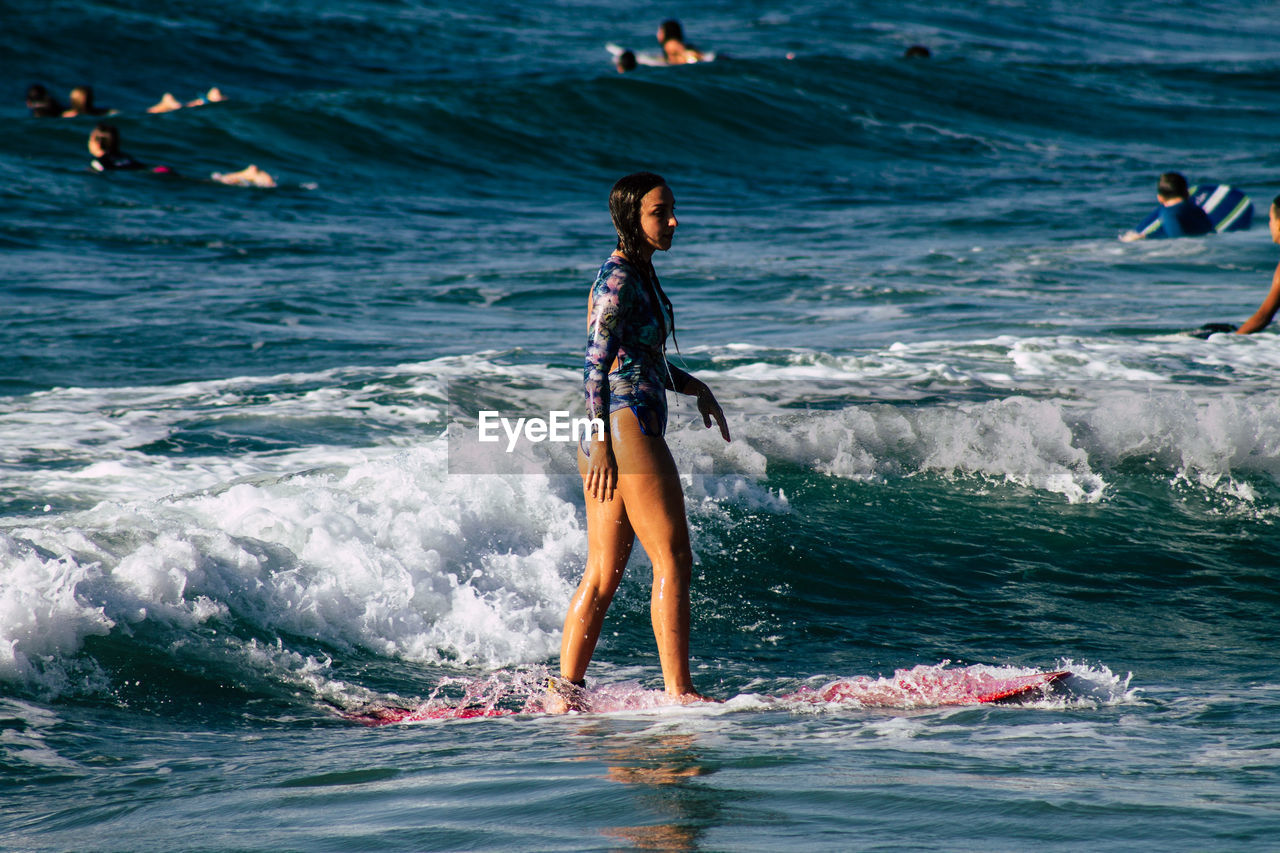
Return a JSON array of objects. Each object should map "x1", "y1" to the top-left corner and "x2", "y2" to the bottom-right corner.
[
  {"x1": 87, "y1": 123, "x2": 164, "y2": 172},
  {"x1": 62, "y1": 85, "x2": 114, "y2": 118},
  {"x1": 26, "y1": 84, "x2": 64, "y2": 117},
  {"x1": 1120, "y1": 172, "x2": 1214, "y2": 241},
  {"x1": 1236, "y1": 195, "x2": 1280, "y2": 334},
  {"x1": 148, "y1": 87, "x2": 226, "y2": 114},
  {"x1": 550, "y1": 172, "x2": 730, "y2": 712},
  {"x1": 87, "y1": 123, "x2": 275, "y2": 186},
  {"x1": 616, "y1": 49, "x2": 637, "y2": 73},
  {"x1": 657, "y1": 19, "x2": 706, "y2": 64}
]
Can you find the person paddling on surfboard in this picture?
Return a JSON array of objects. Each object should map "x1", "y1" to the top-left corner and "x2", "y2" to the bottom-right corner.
[
  {"x1": 550, "y1": 172, "x2": 730, "y2": 713},
  {"x1": 1120, "y1": 172, "x2": 1214, "y2": 242},
  {"x1": 87, "y1": 123, "x2": 171, "y2": 174},
  {"x1": 86, "y1": 123, "x2": 276, "y2": 187},
  {"x1": 1235, "y1": 194, "x2": 1280, "y2": 333},
  {"x1": 657, "y1": 19, "x2": 708, "y2": 65}
]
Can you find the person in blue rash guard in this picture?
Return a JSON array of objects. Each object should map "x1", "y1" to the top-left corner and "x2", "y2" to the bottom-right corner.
[
  {"x1": 1121, "y1": 172, "x2": 1214, "y2": 241},
  {"x1": 550, "y1": 171, "x2": 730, "y2": 713}
]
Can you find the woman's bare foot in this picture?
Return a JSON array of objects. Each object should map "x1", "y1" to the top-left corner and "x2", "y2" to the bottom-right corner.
[
  {"x1": 669, "y1": 689, "x2": 720, "y2": 704},
  {"x1": 545, "y1": 676, "x2": 591, "y2": 714}
]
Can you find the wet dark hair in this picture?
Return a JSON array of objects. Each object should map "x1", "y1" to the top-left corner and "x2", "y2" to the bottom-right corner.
[
  {"x1": 617, "y1": 50, "x2": 637, "y2": 72},
  {"x1": 659, "y1": 19, "x2": 683, "y2": 43},
  {"x1": 609, "y1": 171, "x2": 676, "y2": 344},
  {"x1": 27, "y1": 84, "x2": 49, "y2": 101},
  {"x1": 904, "y1": 45, "x2": 931, "y2": 58},
  {"x1": 1157, "y1": 172, "x2": 1190, "y2": 201},
  {"x1": 90, "y1": 123, "x2": 120, "y2": 154}
]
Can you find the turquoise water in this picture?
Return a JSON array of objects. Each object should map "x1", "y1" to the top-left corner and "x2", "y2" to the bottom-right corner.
[{"x1": 3, "y1": 1, "x2": 1280, "y2": 850}]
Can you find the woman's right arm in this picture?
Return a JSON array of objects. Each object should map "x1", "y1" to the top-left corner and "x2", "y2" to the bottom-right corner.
[{"x1": 582, "y1": 267, "x2": 629, "y2": 500}]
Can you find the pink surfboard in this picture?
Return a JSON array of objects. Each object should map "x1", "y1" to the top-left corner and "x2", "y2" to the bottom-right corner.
[
  {"x1": 798, "y1": 667, "x2": 1071, "y2": 708},
  {"x1": 342, "y1": 666, "x2": 1071, "y2": 725}
]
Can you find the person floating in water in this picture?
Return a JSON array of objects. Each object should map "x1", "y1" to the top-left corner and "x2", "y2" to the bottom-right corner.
[
  {"x1": 615, "y1": 49, "x2": 637, "y2": 73},
  {"x1": 1236, "y1": 195, "x2": 1280, "y2": 334},
  {"x1": 62, "y1": 85, "x2": 114, "y2": 117},
  {"x1": 26, "y1": 84, "x2": 64, "y2": 117},
  {"x1": 88, "y1": 123, "x2": 169, "y2": 173},
  {"x1": 551, "y1": 172, "x2": 730, "y2": 712},
  {"x1": 87, "y1": 123, "x2": 276, "y2": 187},
  {"x1": 148, "y1": 87, "x2": 226, "y2": 114},
  {"x1": 1120, "y1": 172, "x2": 1214, "y2": 242},
  {"x1": 657, "y1": 19, "x2": 707, "y2": 64}
]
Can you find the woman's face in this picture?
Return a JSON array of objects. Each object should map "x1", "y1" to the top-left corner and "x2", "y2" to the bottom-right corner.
[{"x1": 639, "y1": 185, "x2": 677, "y2": 254}]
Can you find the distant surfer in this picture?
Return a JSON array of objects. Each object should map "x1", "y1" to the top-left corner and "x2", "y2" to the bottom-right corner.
[
  {"x1": 657, "y1": 19, "x2": 708, "y2": 64},
  {"x1": 615, "y1": 49, "x2": 638, "y2": 73},
  {"x1": 148, "y1": 87, "x2": 226, "y2": 114},
  {"x1": 1235, "y1": 194, "x2": 1280, "y2": 334},
  {"x1": 61, "y1": 85, "x2": 115, "y2": 118},
  {"x1": 552, "y1": 172, "x2": 730, "y2": 711},
  {"x1": 87, "y1": 123, "x2": 170, "y2": 173},
  {"x1": 87, "y1": 123, "x2": 276, "y2": 187},
  {"x1": 26, "y1": 84, "x2": 64, "y2": 117},
  {"x1": 1120, "y1": 172, "x2": 1214, "y2": 241}
]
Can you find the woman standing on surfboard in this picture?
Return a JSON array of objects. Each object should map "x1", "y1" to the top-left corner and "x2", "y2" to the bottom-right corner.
[{"x1": 553, "y1": 172, "x2": 730, "y2": 710}]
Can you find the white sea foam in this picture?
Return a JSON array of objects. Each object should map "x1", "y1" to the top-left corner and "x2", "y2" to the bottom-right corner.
[
  {"x1": 702, "y1": 387, "x2": 1280, "y2": 505},
  {"x1": 688, "y1": 336, "x2": 1280, "y2": 504},
  {"x1": 707, "y1": 332, "x2": 1280, "y2": 389},
  {"x1": 1, "y1": 440, "x2": 588, "y2": 696},
  {"x1": 4, "y1": 340, "x2": 1278, "y2": 697},
  {"x1": 0, "y1": 356, "x2": 788, "y2": 697}
]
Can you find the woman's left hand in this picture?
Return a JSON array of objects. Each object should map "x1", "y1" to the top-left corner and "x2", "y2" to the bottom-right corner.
[{"x1": 693, "y1": 382, "x2": 730, "y2": 442}]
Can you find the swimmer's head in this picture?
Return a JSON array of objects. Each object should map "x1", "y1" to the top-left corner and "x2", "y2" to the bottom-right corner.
[
  {"x1": 904, "y1": 45, "x2": 931, "y2": 58},
  {"x1": 26, "y1": 84, "x2": 50, "y2": 104},
  {"x1": 1157, "y1": 172, "x2": 1190, "y2": 202},
  {"x1": 616, "y1": 50, "x2": 637, "y2": 72},
  {"x1": 658, "y1": 19, "x2": 683, "y2": 45},
  {"x1": 88, "y1": 123, "x2": 120, "y2": 158},
  {"x1": 69, "y1": 85, "x2": 95, "y2": 111}
]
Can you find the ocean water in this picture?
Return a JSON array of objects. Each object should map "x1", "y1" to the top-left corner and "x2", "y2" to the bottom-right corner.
[{"x1": 4, "y1": 0, "x2": 1280, "y2": 850}]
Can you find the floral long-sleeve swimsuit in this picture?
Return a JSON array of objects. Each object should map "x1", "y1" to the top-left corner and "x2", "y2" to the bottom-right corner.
[{"x1": 582, "y1": 255, "x2": 691, "y2": 449}]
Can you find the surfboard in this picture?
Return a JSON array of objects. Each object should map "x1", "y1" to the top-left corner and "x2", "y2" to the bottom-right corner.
[
  {"x1": 605, "y1": 43, "x2": 668, "y2": 67},
  {"x1": 341, "y1": 666, "x2": 1071, "y2": 725},
  {"x1": 1182, "y1": 322, "x2": 1238, "y2": 339},
  {"x1": 972, "y1": 669, "x2": 1070, "y2": 702},
  {"x1": 1133, "y1": 184, "x2": 1254, "y2": 239},
  {"x1": 606, "y1": 42, "x2": 716, "y2": 67},
  {"x1": 794, "y1": 667, "x2": 1069, "y2": 707}
]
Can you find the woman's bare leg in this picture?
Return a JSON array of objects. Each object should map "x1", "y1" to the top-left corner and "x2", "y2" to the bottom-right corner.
[
  {"x1": 608, "y1": 411, "x2": 704, "y2": 699},
  {"x1": 559, "y1": 446, "x2": 635, "y2": 682}
]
